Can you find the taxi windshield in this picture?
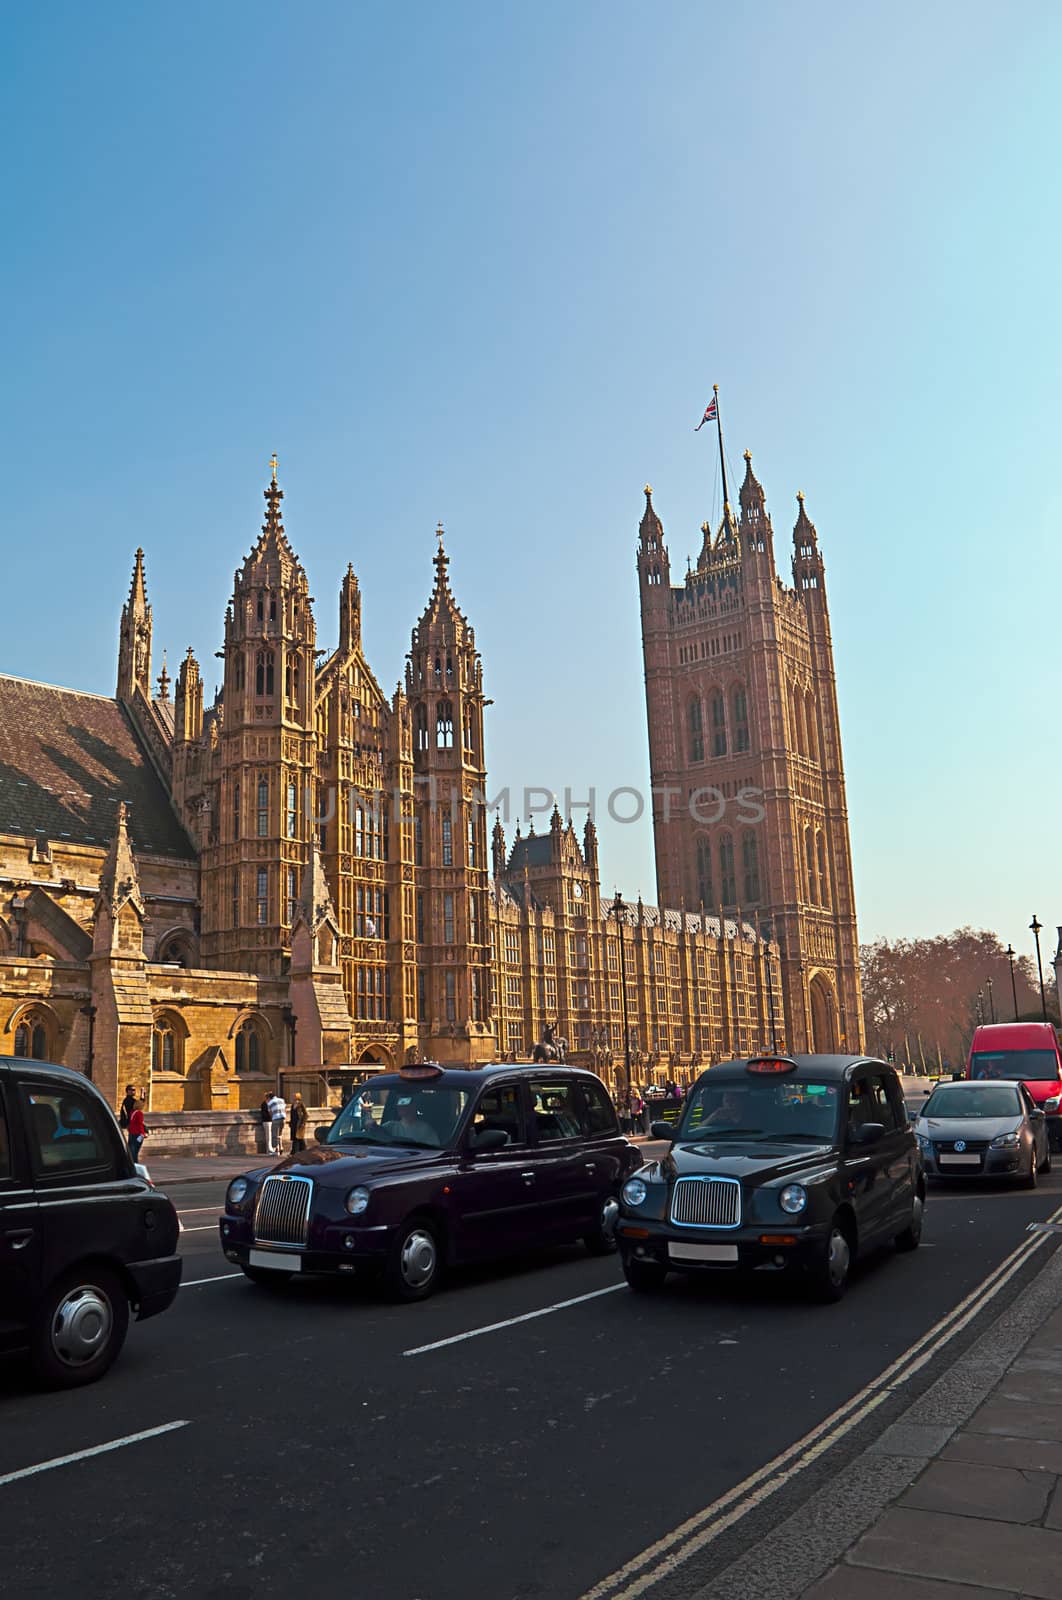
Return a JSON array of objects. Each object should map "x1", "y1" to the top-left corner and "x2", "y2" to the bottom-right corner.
[
  {"x1": 326, "y1": 1081, "x2": 471, "y2": 1149},
  {"x1": 923, "y1": 1085, "x2": 1022, "y2": 1119},
  {"x1": 677, "y1": 1078, "x2": 840, "y2": 1143}
]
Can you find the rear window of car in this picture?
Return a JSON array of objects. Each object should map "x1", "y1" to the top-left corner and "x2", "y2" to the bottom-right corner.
[
  {"x1": 925, "y1": 1085, "x2": 1021, "y2": 1117},
  {"x1": 19, "y1": 1085, "x2": 117, "y2": 1179}
]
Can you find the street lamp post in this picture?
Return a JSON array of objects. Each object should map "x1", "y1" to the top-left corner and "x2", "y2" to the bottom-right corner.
[
  {"x1": 1005, "y1": 944, "x2": 1018, "y2": 1020},
  {"x1": 612, "y1": 892, "x2": 632, "y2": 1105},
  {"x1": 976, "y1": 989, "x2": 985, "y2": 1026},
  {"x1": 760, "y1": 918, "x2": 778, "y2": 1053},
  {"x1": 986, "y1": 976, "x2": 995, "y2": 1023},
  {"x1": 1031, "y1": 916, "x2": 1048, "y2": 1022},
  {"x1": 79, "y1": 1003, "x2": 97, "y2": 1082}
]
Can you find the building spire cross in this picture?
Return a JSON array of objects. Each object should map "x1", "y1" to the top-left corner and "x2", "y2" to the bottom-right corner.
[{"x1": 269, "y1": 452, "x2": 278, "y2": 486}]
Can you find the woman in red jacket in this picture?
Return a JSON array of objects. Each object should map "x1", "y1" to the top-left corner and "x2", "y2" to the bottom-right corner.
[{"x1": 127, "y1": 1102, "x2": 147, "y2": 1163}]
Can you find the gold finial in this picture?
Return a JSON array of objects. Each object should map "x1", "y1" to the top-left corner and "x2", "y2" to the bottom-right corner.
[
  {"x1": 797, "y1": 489, "x2": 804, "y2": 503},
  {"x1": 644, "y1": 483, "x2": 653, "y2": 496},
  {"x1": 713, "y1": 383, "x2": 719, "y2": 394},
  {"x1": 701, "y1": 520, "x2": 710, "y2": 534},
  {"x1": 269, "y1": 453, "x2": 278, "y2": 486},
  {"x1": 436, "y1": 521, "x2": 445, "y2": 546},
  {"x1": 743, "y1": 448, "x2": 751, "y2": 461}
]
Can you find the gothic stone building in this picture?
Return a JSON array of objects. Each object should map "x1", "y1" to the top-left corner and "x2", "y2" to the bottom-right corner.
[
  {"x1": 637, "y1": 453, "x2": 865, "y2": 1054},
  {"x1": 0, "y1": 466, "x2": 782, "y2": 1112}
]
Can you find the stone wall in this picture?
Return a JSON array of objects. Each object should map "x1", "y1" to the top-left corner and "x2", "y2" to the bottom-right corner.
[{"x1": 139, "y1": 1105, "x2": 337, "y2": 1157}]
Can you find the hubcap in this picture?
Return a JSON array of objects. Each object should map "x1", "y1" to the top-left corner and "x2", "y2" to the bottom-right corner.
[
  {"x1": 827, "y1": 1229, "x2": 850, "y2": 1287},
  {"x1": 911, "y1": 1195, "x2": 923, "y2": 1238},
  {"x1": 400, "y1": 1229, "x2": 437, "y2": 1288},
  {"x1": 51, "y1": 1285, "x2": 113, "y2": 1367},
  {"x1": 600, "y1": 1198, "x2": 620, "y2": 1241}
]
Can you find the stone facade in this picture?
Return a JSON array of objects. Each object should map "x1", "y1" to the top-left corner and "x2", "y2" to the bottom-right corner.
[
  {"x1": 637, "y1": 449, "x2": 865, "y2": 1053},
  {"x1": 0, "y1": 461, "x2": 792, "y2": 1111}
]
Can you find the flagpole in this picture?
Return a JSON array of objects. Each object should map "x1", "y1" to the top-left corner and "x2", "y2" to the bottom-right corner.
[{"x1": 713, "y1": 383, "x2": 732, "y2": 519}]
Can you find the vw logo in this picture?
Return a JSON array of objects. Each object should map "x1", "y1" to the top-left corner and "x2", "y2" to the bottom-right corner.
[{"x1": 954, "y1": 1139, "x2": 966, "y2": 1153}]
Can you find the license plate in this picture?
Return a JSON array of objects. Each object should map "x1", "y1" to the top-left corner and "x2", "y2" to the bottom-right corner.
[
  {"x1": 249, "y1": 1249, "x2": 302, "y2": 1271},
  {"x1": 939, "y1": 1154, "x2": 981, "y2": 1166},
  {"x1": 669, "y1": 1242, "x2": 739, "y2": 1263}
]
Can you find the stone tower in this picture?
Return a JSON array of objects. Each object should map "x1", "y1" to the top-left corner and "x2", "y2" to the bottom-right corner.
[
  {"x1": 636, "y1": 446, "x2": 864, "y2": 1054},
  {"x1": 200, "y1": 461, "x2": 318, "y2": 973},
  {"x1": 117, "y1": 548, "x2": 153, "y2": 705},
  {"x1": 405, "y1": 528, "x2": 493, "y2": 1062}
]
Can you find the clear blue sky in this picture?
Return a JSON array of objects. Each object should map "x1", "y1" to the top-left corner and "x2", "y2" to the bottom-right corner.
[{"x1": 3, "y1": 2, "x2": 1060, "y2": 955}]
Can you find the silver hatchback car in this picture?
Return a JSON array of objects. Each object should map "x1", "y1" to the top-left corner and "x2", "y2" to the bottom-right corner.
[{"x1": 915, "y1": 1079, "x2": 1052, "y2": 1187}]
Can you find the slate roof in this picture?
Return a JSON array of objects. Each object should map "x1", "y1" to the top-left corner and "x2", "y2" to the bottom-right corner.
[
  {"x1": 0, "y1": 675, "x2": 195, "y2": 860},
  {"x1": 506, "y1": 834, "x2": 554, "y2": 871}
]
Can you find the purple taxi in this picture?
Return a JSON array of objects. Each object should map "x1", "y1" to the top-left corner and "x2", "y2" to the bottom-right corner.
[{"x1": 219, "y1": 1064, "x2": 640, "y2": 1300}]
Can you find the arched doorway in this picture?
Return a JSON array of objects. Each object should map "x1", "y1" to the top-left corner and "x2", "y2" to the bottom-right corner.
[
  {"x1": 359, "y1": 1046, "x2": 393, "y2": 1071},
  {"x1": 809, "y1": 974, "x2": 838, "y2": 1053}
]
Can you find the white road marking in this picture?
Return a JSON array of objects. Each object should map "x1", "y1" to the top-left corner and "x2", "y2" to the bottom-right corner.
[
  {"x1": 180, "y1": 1272, "x2": 243, "y2": 1287},
  {"x1": 179, "y1": 1225, "x2": 219, "y2": 1233},
  {"x1": 175, "y1": 1207, "x2": 222, "y2": 1216},
  {"x1": 404, "y1": 1284, "x2": 625, "y2": 1356},
  {"x1": 0, "y1": 1421, "x2": 189, "y2": 1488},
  {"x1": 582, "y1": 1201, "x2": 1062, "y2": 1600}
]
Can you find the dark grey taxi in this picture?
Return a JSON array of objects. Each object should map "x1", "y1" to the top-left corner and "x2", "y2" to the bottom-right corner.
[
  {"x1": 617, "y1": 1054, "x2": 925, "y2": 1301},
  {"x1": 0, "y1": 1058, "x2": 182, "y2": 1386}
]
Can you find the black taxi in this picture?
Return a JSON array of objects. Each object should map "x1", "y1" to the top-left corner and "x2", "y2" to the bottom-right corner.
[
  {"x1": 0, "y1": 1057, "x2": 182, "y2": 1386},
  {"x1": 219, "y1": 1062, "x2": 639, "y2": 1299},
  {"x1": 617, "y1": 1054, "x2": 925, "y2": 1301}
]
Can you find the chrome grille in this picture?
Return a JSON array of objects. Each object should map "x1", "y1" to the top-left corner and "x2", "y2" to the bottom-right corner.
[
  {"x1": 255, "y1": 1175, "x2": 312, "y2": 1248},
  {"x1": 670, "y1": 1176, "x2": 741, "y2": 1228}
]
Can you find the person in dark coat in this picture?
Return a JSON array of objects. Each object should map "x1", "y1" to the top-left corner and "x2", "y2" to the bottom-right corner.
[{"x1": 289, "y1": 1093, "x2": 308, "y2": 1153}]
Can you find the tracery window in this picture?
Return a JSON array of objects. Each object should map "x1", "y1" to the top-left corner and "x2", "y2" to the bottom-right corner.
[
  {"x1": 733, "y1": 685, "x2": 750, "y2": 753},
  {"x1": 688, "y1": 697, "x2": 704, "y2": 762},
  {"x1": 719, "y1": 833, "x2": 736, "y2": 905},
  {"x1": 235, "y1": 1021, "x2": 261, "y2": 1074},
  {"x1": 436, "y1": 700, "x2": 454, "y2": 749},
  {"x1": 742, "y1": 831, "x2": 760, "y2": 902},
  {"x1": 255, "y1": 650, "x2": 275, "y2": 698},
  {"x1": 710, "y1": 692, "x2": 727, "y2": 757},
  {"x1": 14, "y1": 1014, "x2": 48, "y2": 1060}
]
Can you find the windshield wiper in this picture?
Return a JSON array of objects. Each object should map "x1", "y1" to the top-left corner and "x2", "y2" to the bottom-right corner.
[
  {"x1": 756, "y1": 1131, "x2": 834, "y2": 1143},
  {"x1": 681, "y1": 1127, "x2": 762, "y2": 1139}
]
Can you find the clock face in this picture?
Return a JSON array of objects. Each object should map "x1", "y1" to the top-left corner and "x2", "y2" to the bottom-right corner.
[{"x1": 573, "y1": 883, "x2": 584, "y2": 899}]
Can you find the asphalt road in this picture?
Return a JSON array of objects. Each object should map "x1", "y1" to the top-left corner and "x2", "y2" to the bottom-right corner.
[{"x1": 2, "y1": 1167, "x2": 1061, "y2": 1600}]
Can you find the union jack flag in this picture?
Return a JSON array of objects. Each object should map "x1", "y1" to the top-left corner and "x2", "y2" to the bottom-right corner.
[{"x1": 694, "y1": 397, "x2": 718, "y2": 431}]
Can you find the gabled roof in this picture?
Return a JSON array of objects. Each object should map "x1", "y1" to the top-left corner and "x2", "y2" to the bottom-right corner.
[{"x1": 0, "y1": 674, "x2": 195, "y2": 860}]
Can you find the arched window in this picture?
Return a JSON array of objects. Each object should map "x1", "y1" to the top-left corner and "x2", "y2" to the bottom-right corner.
[
  {"x1": 790, "y1": 686, "x2": 805, "y2": 756},
  {"x1": 413, "y1": 704, "x2": 429, "y2": 752},
  {"x1": 816, "y1": 832, "x2": 829, "y2": 907},
  {"x1": 13, "y1": 1013, "x2": 48, "y2": 1060},
  {"x1": 255, "y1": 650, "x2": 275, "y2": 697},
  {"x1": 285, "y1": 656, "x2": 301, "y2": 704},
  {"x1": 257, "y1": 778, "x2": 269, "y2": 837},
  {"x1": 151, "y1": 1023, "x2": 176, "y2": 1073},
  {"x1": 804, "y1": 690, "x2": 818, "y2": 762},
  {"x1": 733, "y1": 685, "x2": 750, "y2": 753},
  {"x1": 442, "y1": 815, "x2": 453, "y2": 865},
  {"x1": 742, "y1": 831, "x2": 760, "y2": 902},
  {"x1": 235, "y1": 1020, "x2": 262, "y2": 1075},
  {"x1": 436, "y1": 700, "x2": 454, "y2": 749},
  {"x1": 688, "y1": 697, "x2": 704, "y2": 762},
  {"x1": 709, "y1": 691, "x2": 727, "y2": 756},
  {"x1": 719, "y1": 833, "x2": 736, "y2": 905},
  {"x1": 232, "y1": 781, "x2": 240, "y2": 839},
  {"x1": 463, "y1": 705, "x2": 476, "y2": 754},
  {"x1": 696, "y1": 837, "x2": 713, "y2": 906},
  {"x1": 804, "y1": 826, "x2": 815, "y2": 903}
]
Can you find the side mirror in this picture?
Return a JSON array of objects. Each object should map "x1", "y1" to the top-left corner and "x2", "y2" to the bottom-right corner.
[
  {"x1": 469, "y1": 1127, "x2": 509, "y2": 1153},
  {"x1": 951, "y1": 1072, "x2": 964, "y2": 1082},
  {"x1": 314, "y1": 1125, "x2": 332, "y2": 1144},
  {"x1": 849, "y1": 1122, "x2": 886, "y2": 1146},
  {"x1": 651, "y1": 1121, "x2": 676, "y2": 1141},
  {"x1": 1045, "y1": 1097, "x2": 1060, "y2": 1113}
]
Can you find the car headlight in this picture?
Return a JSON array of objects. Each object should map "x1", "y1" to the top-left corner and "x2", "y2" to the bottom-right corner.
[
  {"x1": 779, "y1": 1183, "x2": 808, "y2": 1215},
  {"x1": 990, "y1": 1132, "x2": 1020, "y2": 1149},
  {"x1": 622, "y1": 1177, "x2": 648, "y2": 1207},
  {"x1": 345, "y1": 1186, "x2": 371, "y2": 1216},
  {"x1": 915, "y1": 1133, "x2": 930, "y2": 1150},
  {"x1": 226, "y1": 1177, "x2": 249, "y2": 1208}
]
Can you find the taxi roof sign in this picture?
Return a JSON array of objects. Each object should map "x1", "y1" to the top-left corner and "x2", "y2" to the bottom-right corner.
[
  {"x1": 399, "y1": 1062, "x2": 445, "y2": 1081},
  {"x1": 746, "y1": 1055, "x2": 798, "y2": 1075}
]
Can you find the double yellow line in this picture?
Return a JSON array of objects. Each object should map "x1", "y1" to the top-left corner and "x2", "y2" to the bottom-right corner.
[{"x1": 583, "y1": 1202, "x2": 1062, "y2": 1600}]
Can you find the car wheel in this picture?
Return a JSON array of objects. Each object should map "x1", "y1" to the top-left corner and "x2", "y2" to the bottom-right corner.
[
  {"x1": 386, "y1": 1219, "x2": 441, "y2": 1301},
  {"x1": 584, "y1": 1195, "x2": 620, "y2": 1256},
  {"x1": 1023, "y1": 1148, "x2": 1039, "y2": 1190},
  {"x1": 809, "y1": 1219, "x2": 852, "y2": 1303},
  {"x1": 622, "y1": 1254, "x2": 668, "y2": 1294},
  {"x1": 30, "y1": 1267, "x2": 130, "y2": 1389},
  {"x1": 895, "y1": 1191, "x2": 924, "y2": 1252},
  {"x1": 240, "y1": 1265, "x2": 293, "y2": 1287},
  {"x1": 1042, "y1": 1144, "x2": 1052, "y2": 1175}
]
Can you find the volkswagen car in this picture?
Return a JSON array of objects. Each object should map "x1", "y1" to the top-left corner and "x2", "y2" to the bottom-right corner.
[
  {"x1": 219, "y1": 1063, "x2": 639, "y2": 1299},
  {"x1": 616, "y1": 1054, "x2": 924, "y2": 1301},
  {"x1": 916, "y1": 1077, "x2": 1050, "y2": 1186}
]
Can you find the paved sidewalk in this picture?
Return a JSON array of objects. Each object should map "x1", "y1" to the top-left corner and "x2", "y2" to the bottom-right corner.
[{"x1": 803, "y1": 1294, "x2": 1062, "y2": 1600}]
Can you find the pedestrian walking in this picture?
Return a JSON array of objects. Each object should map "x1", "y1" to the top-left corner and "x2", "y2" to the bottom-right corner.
[
  {"x1": 290, "y1": 1092, "x2": 308, "y2": 1152},
  {"x1": 127, "y1": 1100, "x2": 148, "y2": 1163},
  {"x1": 267, "y1": 1090, "x2": 286, "y2": 1156},
  {"x1": 259, "y1": 1093, "x2": 272, "y2": 1151},
  {"x1": 628, "y1": 1086, "x2": 644, "y2": 1137},
  {"x1": 119, "y1": 1083, "x2": 137, "y2": 1131}
]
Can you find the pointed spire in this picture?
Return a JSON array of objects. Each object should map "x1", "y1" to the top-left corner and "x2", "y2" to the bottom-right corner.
[
  {"x1": 492, "y1": 814, "x2": 507, "y2": 879},
  {"x1": 583, "y1": 815, "x2": 598, "y2": 865},
  {"x1": 98, "y1": 802, "x2": 145, "y2": 921},
  {"x1": 174, "y1": 647, "x2": 203, "y2": 743},
  {"x1": 550, "y1": 803, "x2": 563, "y2": 835},
  {"x1": 639, "y1": 484, "x2": 662, "y2": 538},
  {"x1": 129, "y1": 547, "x2": 149, "y2": 612},
  {"x1": 339, "y1": 562, "x2": 361, "y2": 654},
  {"x1": 793, "y1": 490, "x2": 818, "y2": 544},
  {"x1": 739, "y1": 449, "x2": 766, "y2": 516},
  {"x1": 157, "y1": 652, "x2": 170, "y2": 703},
  {"x1": 296, "y1": 842, "x2": 339, "y2": 936}
]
